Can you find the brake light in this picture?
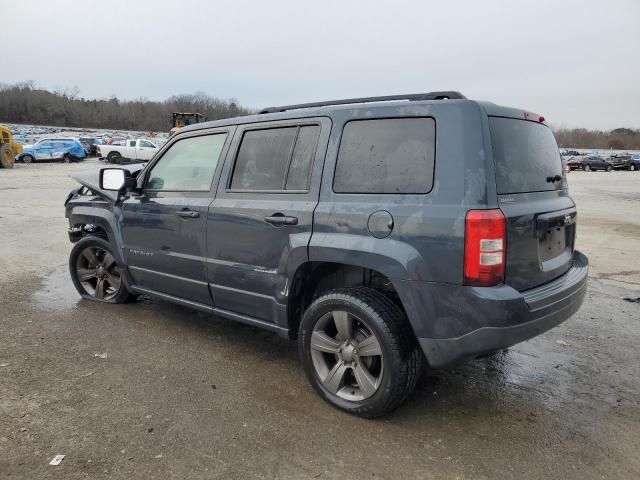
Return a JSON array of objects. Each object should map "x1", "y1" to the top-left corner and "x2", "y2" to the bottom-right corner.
[
  {"x1": 524, "y1": 111, "x2": 545, "y2": 122},
  {"x1": 464, "y1": 209, "x2": 506, "y2": 286},
  {"x1": 96, "y1": 146, "x2": 101, "y2": 153}
]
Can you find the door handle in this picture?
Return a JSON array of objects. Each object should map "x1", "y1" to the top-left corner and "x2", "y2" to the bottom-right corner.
[
  {"x1": 176, "y1": 209, "x2": 200, "y2": 218},
  {"x1": 265, "y1": 214, "x2": 298, "y2": 226}
]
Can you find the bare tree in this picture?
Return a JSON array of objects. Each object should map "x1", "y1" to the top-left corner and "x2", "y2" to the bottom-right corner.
[{"x1": 0, "y1": 81, "x2": 253, "y2": 132}]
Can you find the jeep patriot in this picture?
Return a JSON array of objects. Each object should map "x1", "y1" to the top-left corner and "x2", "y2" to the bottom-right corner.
[{"x1": 64, "y1": 91, "x2": 588, "y2": 417}]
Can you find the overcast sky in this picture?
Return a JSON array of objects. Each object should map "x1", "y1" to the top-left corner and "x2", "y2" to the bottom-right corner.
[{"x1": 2, "y1": 0, "x2": 639, "y2": 129}]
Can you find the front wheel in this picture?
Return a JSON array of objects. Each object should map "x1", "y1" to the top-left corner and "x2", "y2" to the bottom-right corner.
[
  {"x1": 584, "y1": 164, "x2": 591, "y2": 172},
  {"x1": 0, "y1": 144, "x2": 15, "y2": 168},
  {"x1": 630, "y1": 164, "x2": 636, "y2": 171},
  {"x1": 606, "y1": 165, "x2": 613, "y2": 172},
  {"x1": 69, "y1": 236, "x2": 136, "y2": 303},
  {"x1": 299, "y1": 287, "x2": 423, "y2": 418},
  {"x1": 21, "y1": 154, "x2": 34, "y2": 164}
]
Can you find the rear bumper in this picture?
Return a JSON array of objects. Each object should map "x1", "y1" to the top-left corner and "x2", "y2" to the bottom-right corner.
[{"x1": 409, "y1": 251, "x2": 588, "y2": 368}]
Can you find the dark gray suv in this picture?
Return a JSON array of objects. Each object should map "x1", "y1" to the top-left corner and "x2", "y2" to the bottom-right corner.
[{"x1": 64, "y1": 91, "x2": 588, "y2": 417}]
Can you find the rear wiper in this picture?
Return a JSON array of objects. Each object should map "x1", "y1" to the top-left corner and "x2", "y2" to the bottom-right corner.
[{"x1": 546, "y1": 174, "x2": 563, "y2": 183}]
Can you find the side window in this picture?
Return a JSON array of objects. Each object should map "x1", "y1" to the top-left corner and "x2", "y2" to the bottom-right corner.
[
  {"x1": 333, "y1": 118, "x2": 436, "y2": 194},
  {"x1": 146, "y1": 133, "x2": 227, "y2": 191},
  {"x1": 230, "y1": 125, "x2": 319, "y2": 191},
  {"x1": 140, "y1": 140, "x2": 155, "y2": 148},
  {"x1": 129, "y1": 140, "x2": 136, "y2": 147},
  {"x1": 286, "y1": 126, "x2": 319, "y2": 190}
]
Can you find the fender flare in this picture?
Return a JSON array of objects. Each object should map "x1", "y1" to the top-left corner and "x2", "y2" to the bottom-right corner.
[{"x1": 66, "y1": 205, "x2": 125, "y2": 265}]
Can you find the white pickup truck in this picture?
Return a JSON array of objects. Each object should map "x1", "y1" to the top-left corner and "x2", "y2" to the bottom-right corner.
[{"x1": 97, "y1": 139, "x2": 158, "y2": 164}]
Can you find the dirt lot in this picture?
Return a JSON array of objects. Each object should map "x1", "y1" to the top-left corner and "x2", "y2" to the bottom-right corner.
[{"x1": 1, "y1": 161, "x2": 639, "y2": 479}]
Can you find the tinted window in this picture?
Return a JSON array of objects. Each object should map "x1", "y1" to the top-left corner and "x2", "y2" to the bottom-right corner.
[
  {"x1": 285, "y1": 126, "x2": 319, "y2": 190},
  {"x1": 147, "y1": 133, "x2": 227, "y2": 191},
  {"x1": 334, "y1": 118, "x2": 436, "y2": 194},
  {"x1": 230, "y1": 126, "x2": 318, "y2": 191},
  {"x1": 139, "y1": 140, "x2": 155, "y2": 148},
  {"x1": 489, "y1": 117, "x2": 564, "y2": 194}
]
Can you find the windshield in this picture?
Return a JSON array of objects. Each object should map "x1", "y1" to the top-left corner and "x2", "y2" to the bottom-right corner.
[{"x1": 489, "y1": 117, "x2": 565, "y2": 194}]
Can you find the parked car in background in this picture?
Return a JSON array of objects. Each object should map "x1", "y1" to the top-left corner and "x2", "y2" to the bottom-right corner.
[
  {"x1": 566, "y1": 156, "x2": 585, "y2": 171},
  {"x1": 96, "y1": 138, "x2": 157, "y2": 163},
  {"x1": 16, "y1": 138, "x2": 86, "y2": 163},
  {"x1": 608, "y1": 154, "x2": 639, "y2": 171},
  {"x1": 79, "y1": 137, "x2": 104, "y2": 157},
  {"x1": 12, "y1": 135, "x2": 29, "y2": 145},
  {"x1": 560, "y1": 149, "x2": 581, "y2": 157},
  {"x1": 580, "y1": 155, "x2": 613, "y2": 172}
]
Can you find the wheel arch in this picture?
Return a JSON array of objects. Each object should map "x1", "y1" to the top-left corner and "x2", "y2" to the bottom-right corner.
[
  {"x1": 287, "y1": 260, "x2": 415, "y2": 341},
  {"x1": 66, "y1": 206, "x2": 124, "y2": 264}
]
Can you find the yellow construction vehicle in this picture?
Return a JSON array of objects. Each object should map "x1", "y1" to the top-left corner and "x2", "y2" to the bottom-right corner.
[
  {"x1": 169, "y1": 112, "x2": 207, "y2": 135},
  {"x1": 0, "y1": 125, "x2": 22, "y2": 169}
]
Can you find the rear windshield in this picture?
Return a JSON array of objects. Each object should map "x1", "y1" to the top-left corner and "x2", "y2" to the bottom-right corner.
[{"x1": 489, "y1": 117, "x2": 564, "y2": 194}]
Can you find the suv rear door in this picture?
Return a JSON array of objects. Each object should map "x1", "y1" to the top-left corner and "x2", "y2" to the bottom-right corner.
[
  {"x1": 206, "y1": 118, "x2": 330, "y2": 325},
  {"x1": 489, "y1": 116, "x2": 576, "y2": 291}
]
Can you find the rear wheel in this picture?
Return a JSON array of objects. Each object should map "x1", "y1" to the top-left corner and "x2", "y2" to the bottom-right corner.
[
  {"x1": 299, "y1": 287, "x2": 423, "y2": 418},
  {"x1": 630, "y1": 164, "x2": 636, "y2": 171},
  {"x1": 606, "y1": 165, "x2": 613, "y2": 172},
  {"x1": 69, "y1": 236, "x2": 135, "y2": 303},
  {"x1": 107, "y1": 151, "x2": 122, "y2": 164},
  {"x1": 0, "y1": 144, "x2": 15, "y2": 168},
  {"x1": 63, "y1": 154, "x2": 71, "y2": 164},
  {"x1": 584, "y1": 164, "x2": 591, "y2": 172}
]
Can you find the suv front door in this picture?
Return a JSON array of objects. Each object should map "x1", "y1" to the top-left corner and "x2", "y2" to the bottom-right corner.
[
  {"x1": 206, "y1": 118, "x2": 330, "y2": 327},
  {"x1": 33, "y1": 140, "x2": 53, "y2": 161},
  {"x1": 120, "y1": 128, "x2": 232, "y2": 306}
]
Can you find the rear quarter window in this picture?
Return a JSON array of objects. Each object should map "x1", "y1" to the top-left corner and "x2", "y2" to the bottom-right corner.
[
  {"x1": 333, "y1": 117, "x2": 436, "y2": 194},
  {"x1": 489, "y1": 117, "x2": 564, "y2": 194}
]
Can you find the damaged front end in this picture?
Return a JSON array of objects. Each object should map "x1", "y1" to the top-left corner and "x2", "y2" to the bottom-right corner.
[{"x1": 65, "y1": 163, "x2": 147, "y2": 243}]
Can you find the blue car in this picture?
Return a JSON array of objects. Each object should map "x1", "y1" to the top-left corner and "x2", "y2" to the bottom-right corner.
[{"x1": 17, "y1": 138, "x2": 86, "y2": 163}]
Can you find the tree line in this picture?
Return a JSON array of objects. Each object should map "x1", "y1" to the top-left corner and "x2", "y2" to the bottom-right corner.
[
  {"x1": 1, "y1": 82, "x2": 639, "y2": 148},
  {"x1": 0, "y1": 82, "x2": 252, "y2": 132},
  {"x1": 554, "y1": 127, "x2": 640, "y2": 151}
]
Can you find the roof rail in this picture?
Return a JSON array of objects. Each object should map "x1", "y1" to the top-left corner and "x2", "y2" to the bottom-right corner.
[{"x1": 259, "y1": 91, "x2": 466, "y2": 114}]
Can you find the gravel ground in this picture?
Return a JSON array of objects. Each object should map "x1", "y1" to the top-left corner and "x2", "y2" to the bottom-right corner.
[{"x1": 0, "y1": 161, "x2": 639, "y2": 479}]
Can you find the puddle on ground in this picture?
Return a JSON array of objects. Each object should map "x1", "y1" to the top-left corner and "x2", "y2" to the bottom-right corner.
[{"x1": 32, "y1": 266, "x2": 82, "y2": 311}]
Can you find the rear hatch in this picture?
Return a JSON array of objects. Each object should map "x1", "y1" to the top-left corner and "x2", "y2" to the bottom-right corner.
[{"x1": 489, "y1": 116, "x2": 576, "y2": 291}]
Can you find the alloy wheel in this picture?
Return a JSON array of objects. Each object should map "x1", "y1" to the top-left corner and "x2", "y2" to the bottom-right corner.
[
  {"x1": 310, "y1": 310, "x2": 384, "y2": 401},
  {"x1": 75, "y1": 246, "x2": 122, "y2": 300}
]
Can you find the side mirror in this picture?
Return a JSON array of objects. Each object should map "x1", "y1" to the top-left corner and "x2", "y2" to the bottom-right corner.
[{"x1": 100, "y1": 168, "x2": 133, "y2": 191}]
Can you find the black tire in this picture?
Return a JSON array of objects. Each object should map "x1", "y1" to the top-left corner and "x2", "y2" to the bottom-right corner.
[
  {"x1": 107, "y1": 151, "x2": 122, "y2": 164},
  {"x1": 69, "y1": 236, "x2": 136, "y2": 303},
  {"x1": 630, "y1": 164, "x2": 636, "y2": 171},
  {"x1": 299, "y1": 287, "x2": 423, "y2": 418},
  {"x1": 63, "y1": 154, "x2": 71, "y2": 164},
  {"x1": 584, "y1": 164, "x2": 591, "y2": 172},
  {"x1": 0, "y1": 144, "x2": 15, "y2": 168},
  {"x1": 606, "y1": 165, "x2": 613, "y2": 172},
  {"x1": 21, "y1": 153, "x2": 34, "y2": 164}
]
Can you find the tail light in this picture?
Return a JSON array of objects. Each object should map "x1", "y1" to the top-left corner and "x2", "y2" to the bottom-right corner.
[
  {"x1": 96, "y1": 146, "x2": 101, "y2": 154},
  {"x1": 464, "y1": 209, "x2": 506, "y2": 286}
]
